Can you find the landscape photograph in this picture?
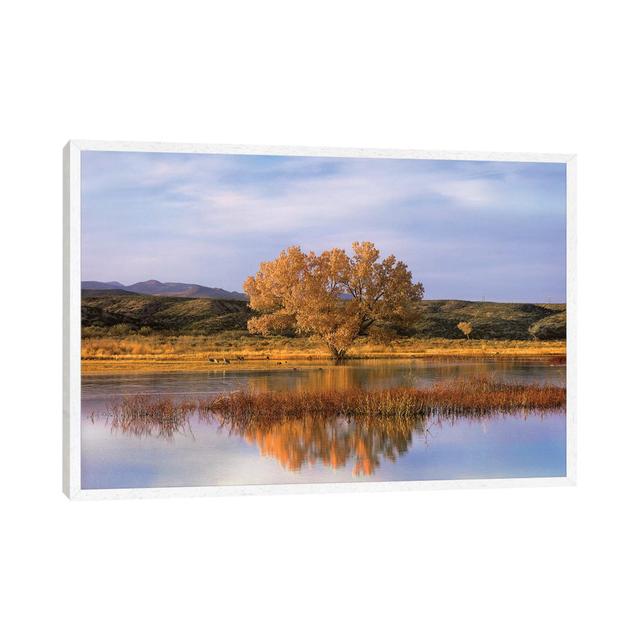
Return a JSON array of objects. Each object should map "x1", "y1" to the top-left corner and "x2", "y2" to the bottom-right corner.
[{"x1": 80, "y1": 150, "x2": 567, "y2": 490}]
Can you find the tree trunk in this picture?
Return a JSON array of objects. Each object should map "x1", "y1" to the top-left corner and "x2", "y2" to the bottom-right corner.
[{"x1": 327, "y1": 344, "x2": 348, "y2": 361}]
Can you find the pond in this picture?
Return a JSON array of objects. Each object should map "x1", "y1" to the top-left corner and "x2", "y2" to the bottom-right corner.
[{"x1": 81, "y1": 358, "x2": 566, "y2": 490}]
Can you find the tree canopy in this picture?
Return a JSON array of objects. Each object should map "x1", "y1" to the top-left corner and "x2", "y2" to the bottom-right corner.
[
  {"x1": 457, "y1": 321, "x2": 473, "y2": 339},
  {"x1": 244, "y1": 242, "x2": 424, "y2": 358}
]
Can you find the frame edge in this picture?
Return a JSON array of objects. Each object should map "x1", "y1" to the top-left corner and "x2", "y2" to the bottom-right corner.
[
  {"x1": 65, "y1": 141, "x2": 576, "y2": 499},
  {"x1": 62, "y1": 143, "x2": 70, "y2": 497},
  {"x1": 69, "y1": 139, "x2": 575, "y2": 164},
  {"x1": 565, "y1": 154, "x2": 577, "y2": 486},
  {"x1": 63, "y1": 141, "x2": 82, "y2": 499}
]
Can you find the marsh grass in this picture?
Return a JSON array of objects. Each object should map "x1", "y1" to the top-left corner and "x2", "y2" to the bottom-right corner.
[
  {"x1": 199, "y1": 378, "x2": 565, "y2": 422},
  {"x1": 107, "y1": 378, "x2": 565, "y2": 435},
  {"x1": 108, "y1": 395, "x2": 198, "y2": 439},
  {"x1": 105, "y1": 379, "x2": 565, "y2": 475}
]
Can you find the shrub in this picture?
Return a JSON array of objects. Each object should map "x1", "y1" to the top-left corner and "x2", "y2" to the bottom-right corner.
[
  {"x1": 108, "y1": 323, "x2": 133, "y2": 336},
  {"x1": 457, "y1": 321, "x2": 473, "y2": 339}
]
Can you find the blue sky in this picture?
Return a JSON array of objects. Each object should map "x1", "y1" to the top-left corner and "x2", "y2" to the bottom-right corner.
[{"x1": 81, "y1": 151, "x2": 566, "y2": 302}]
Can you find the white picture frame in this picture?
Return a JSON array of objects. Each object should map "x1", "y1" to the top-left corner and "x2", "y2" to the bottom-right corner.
[{"x1": 63, "y1": 140, "x2": 576, "y2": 500}]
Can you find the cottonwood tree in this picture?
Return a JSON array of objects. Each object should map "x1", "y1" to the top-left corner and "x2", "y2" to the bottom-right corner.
[
  {"x1": 244, "y1": 242, "x2": 424, "y2": 359},
  {"x1": 457, "y1": 321, "x2": 473, "y2": 339}
]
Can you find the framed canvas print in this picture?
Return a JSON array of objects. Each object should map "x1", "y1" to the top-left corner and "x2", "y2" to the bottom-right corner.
[{"x1": 63, "y1": 141, "x2": 576, "y2": 499}]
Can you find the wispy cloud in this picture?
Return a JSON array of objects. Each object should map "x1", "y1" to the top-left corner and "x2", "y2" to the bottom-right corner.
[{"x1": 81, "y1": 151, "x2": 566, "y2": 302}]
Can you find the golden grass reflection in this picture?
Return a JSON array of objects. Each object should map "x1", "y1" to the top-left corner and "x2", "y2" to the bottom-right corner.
[{"x1": 244, "y1": 358, "x2": 561, "y2": 394}]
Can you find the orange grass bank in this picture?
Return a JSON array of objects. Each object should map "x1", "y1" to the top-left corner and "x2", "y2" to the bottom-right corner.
[{"x1": 82, "y1": 334, "x2": 566, "y2": 374}]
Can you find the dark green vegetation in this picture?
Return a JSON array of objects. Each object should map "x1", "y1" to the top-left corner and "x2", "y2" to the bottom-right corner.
[
  {"x1": 413, "y1": 300, "x2": 566, "y2": 340},
  {"x1": 82, "y1": 291, "x2": 250, "y2": 334},
  {"x1": 528, "y1": 310, "x2": 567, "y2": 340},
  {"x1": 82, "y1": 290, "x2": 566, "y2": 340}
]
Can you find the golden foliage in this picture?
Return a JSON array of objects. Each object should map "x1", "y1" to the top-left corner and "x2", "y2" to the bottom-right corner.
[
  {"x1": 244, "y1": 242, "x2": 424, "y2": 358},
  {"x1": 457, "y1": 321, "x2": 473, "y2": 339}
]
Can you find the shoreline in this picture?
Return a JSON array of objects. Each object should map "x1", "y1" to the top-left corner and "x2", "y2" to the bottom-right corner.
[{"x1": 82, "y1": 340, "x2": 566, "y2": 375}]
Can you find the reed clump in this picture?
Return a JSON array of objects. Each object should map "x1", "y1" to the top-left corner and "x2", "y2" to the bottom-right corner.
[
  {"x1": 198, "y1": 378, "x2": 565, "y2": 422},
  {"x1": 107, "y1": 378, "x2": 564, "y2": 436},
  {"x1": 108, "y1": 395, "x2": 197, "y2": 439}
]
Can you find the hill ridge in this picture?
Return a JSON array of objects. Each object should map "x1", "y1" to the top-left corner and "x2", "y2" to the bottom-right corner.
[
  {"x1": 81, "y1": 279, "x2": 247, "y2": 300},
  {"x1": 81, "y1": 293, "x2": 566, "y2": 340}
]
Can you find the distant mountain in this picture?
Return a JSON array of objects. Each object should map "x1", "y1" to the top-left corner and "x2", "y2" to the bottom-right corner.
[
  {"x1": 81, "y1": 279, "x2": 247, "y2": 300},
  {"x1": 82, "y1": 280, "x2": 126, "y2": 290}
]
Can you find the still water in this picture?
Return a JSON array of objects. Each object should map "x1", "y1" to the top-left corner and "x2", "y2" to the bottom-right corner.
[{"x1": 81, "y1": 358, "x2": 566, "y2": 490}]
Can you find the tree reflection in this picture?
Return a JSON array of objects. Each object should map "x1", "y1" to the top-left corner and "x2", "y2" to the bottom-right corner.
[
  {"x1": 104, "y1": 369, "x2": 564, "y2": 477},
  {"x1": 225, "y1": 415, "x2": 425, "y2": 476},
  {"x1": 106, "y1": 405, "x2": 428, "y2": 476}
]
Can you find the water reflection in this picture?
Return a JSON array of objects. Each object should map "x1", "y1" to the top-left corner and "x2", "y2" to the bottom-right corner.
[
  {"x1": 103, "y1": 406, "x2": 564, "y2": 479},
  {"x1": 81, "y1": 358, "x2": 567, "y2": 489},
  {"x1": 82, "y1": 357, "x2": 566, "y2": 401},
  {"x1": 108, "y1": 410, "x2": 425, "y2": 476},
  {"x1": 243, "y1": 358, "x2": 564, "y2": 394},
  {"x1": 230, "y1": 415, "x2": 423, "y2": 476}
]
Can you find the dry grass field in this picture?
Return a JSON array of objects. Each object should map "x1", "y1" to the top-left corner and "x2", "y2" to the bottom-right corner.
[
  {"x1": 81, "y1": 293, "x2": 566, "y2": 373},
  {"x1": 82, "y1": 332, "x2": 566, "y2": 374}
]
